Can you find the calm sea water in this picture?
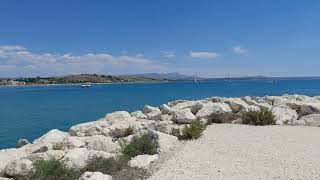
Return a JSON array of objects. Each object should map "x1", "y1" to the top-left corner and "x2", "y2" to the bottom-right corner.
[{"x1": 1, "y1": 80, "x2": 320, "y2": 149}]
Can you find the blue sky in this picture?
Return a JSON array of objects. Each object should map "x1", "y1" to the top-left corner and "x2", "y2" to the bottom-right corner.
[{"x1": 0, "y1": 0, "x2": 320, "y2": 77}]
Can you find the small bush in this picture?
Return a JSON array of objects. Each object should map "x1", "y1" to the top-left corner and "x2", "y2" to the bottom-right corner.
[
  {"x1": 26, "y1": 159, "x2": 80, "y2": 180},
  {"x1": 123, "y1": 126, "x2": 135, "y2": 137},
  {"x1": 242, "y1": 109, "x2": 276, "y2": 125},
  {"x1": 179, "y1": 121, "x2": 205, "y2": 140},
  {"x1": 84, "y1": 155, "x2": 129, "y2": 175},
  {"x1": 122, "y1": 132, "x2": 159, "y2": 158}
]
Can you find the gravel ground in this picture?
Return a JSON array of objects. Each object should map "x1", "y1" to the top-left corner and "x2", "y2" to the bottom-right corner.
[{"x1": 148, "y1": 124, "x2": 320, "y2": 180}]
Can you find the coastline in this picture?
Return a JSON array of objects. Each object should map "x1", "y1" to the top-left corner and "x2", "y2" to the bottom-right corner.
[
  {"x1": 0, "y1": 80, "x2": 168, "y2": 88},
  {"x1": 1, "y1": 94, "x2": 320, "y2": 179}
]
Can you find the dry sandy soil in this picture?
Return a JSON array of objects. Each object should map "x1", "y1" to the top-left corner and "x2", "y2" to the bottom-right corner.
[{"x1": 148, "y1": 124, "x2": 320, "y2": 180}]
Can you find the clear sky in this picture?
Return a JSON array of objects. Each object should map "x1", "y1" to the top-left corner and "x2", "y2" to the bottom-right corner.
[{"x1": 0, "y1": 0, "x2": 320, "y2": 77}]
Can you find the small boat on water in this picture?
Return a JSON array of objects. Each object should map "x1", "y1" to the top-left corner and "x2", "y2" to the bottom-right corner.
[{"x1": 80, "y1": 84, "x2": 91, "y2": 88}]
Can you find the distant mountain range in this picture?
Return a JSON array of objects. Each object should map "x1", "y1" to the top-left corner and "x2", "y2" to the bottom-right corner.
[
  {"x1": 129, "y1": 73, "x2": 199, "y2": 81},
  {"x1": 129, "y1": 73, "x2": 320, "y2": 81}
]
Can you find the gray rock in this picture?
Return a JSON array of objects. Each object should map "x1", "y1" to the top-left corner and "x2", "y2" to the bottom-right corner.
[
  {"x1": 225, "y1": 98, "x2": 260, "y2": 113},
  {"x1": 16, "y1": 139, "x2": 29, "y2": 148},
  {"x1": 160, "y1": 104, "x2": 173, "y2": 115}
]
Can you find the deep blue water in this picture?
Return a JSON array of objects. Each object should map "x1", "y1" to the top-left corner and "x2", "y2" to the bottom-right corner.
[{"x1": 1, "y1": 80, "x2": 320, "y2": 149}]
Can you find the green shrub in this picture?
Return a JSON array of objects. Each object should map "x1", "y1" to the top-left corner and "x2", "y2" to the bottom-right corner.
[
  {"x1": 178, "y1": 120, "x2": 205, "y2": 140},
  {"x1": 26, "y1": 159, "x2": 80, "y2": 180},
  {"x1": 242, "y1": 109, "x2": 276, "y2": 125},
  {"x1": 122, "y1": 132, "x2": 159, "y2": 158},
  {"x1": 84, "y1": 155, "x2": 129, "y2": 175}
]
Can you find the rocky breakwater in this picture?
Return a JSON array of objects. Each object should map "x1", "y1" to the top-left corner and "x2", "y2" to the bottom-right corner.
[{"x1": 1, "y1": 94, "x2": 320, "y2": 179}]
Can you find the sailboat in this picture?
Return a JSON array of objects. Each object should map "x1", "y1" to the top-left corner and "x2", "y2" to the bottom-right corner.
[{"x1": 194, "y1": 74, "x2": 198, "y2": 83}]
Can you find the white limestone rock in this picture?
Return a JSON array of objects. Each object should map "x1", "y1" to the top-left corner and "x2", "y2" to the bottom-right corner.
[
  {"x1": 196, "y1": 103, "x2": 232, "y2": 120},
  {"x1": 160, "y1": 114, "x2": 173, "y2": 121},
  {"x1": 293, "y1": 114, "x2": 320, "y2": 127},
  {"x1": 79, "y1": 171, "x2": 113, "y2": 180},
  {"x1": 63, "y1": 148, "x2": 114, "y2": 169},
  {"x1": 69, "y1": 120, "x2": 112, "y2": 137},
  {"x1": 143, "y1": 105, "x2": 162, "y2": 120},
  {"x1": 167, "y1": 100, "x2": 188, "y2": 107},
  {"x1": 154, "y1": 121, "x2": 176, "y2": 134},
  {"x1": 26, "y1": 150, "x2": 65, "y2": 162},
  {"x1": 61, "y1": 136, "x2": 87, "y2": 150},
  {"x1": 86, "y1": 135, "x2": 120, "y2": 153},
  {"x1": 4, "y1": 158, "x2": 33, "y2": 177},
  {"x1": 0, "y1": 148, "x2": 27, "y2": 176},
  {"x1": 131, "y1": 110, "x2": 148, "y2": 119},
  {"x1": 33, "y1": 129, "x2": 68, "y2": 147},
  {"x1": 172, "y1": 108, "x2": 196, "y2": 123},
  {"x1": 128, "y1": 154, "x2": 159, "y2": 170},
  {"x1": 105, "y1": 111, "x2": 131, "y2": 123},
  {"x1": 152, "y1": 131, "x2": 178, "y2": 153},
  {"x1": 271, "y1": 105, "x2": 298, "y2": 125}
]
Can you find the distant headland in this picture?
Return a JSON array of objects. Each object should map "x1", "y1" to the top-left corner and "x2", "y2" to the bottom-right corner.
[{"x1": 2, "y1": 73, "x2": 320, "y2": 86}]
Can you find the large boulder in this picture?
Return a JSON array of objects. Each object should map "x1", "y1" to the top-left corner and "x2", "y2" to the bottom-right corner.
[
  {"x1": 152, "y1": 131, "x2": 178, "y2": 153},
  {"x1": 131, "y1": 110, "x2": 148, "y2": 119},
  {"x1": 128, "y1": 154, "x2": 159, "y2": 170},
  {"x1": 196, "y1": 103, "x2": 232, "y2": 120},
  {"x1": 0, "y1": 148, "x2": 27, "y2": 176},
  {"x1": 69, "y1": 120, "x2": 109, "y2": 137},
  {"x1": 170, "y1": 101, "x2": 202, "y2": 114},
  {"x1": 271, "y1": 105, "x2": 298, "y2": 125},
  {"x1": 143, "y1": 106, "x2": 162, "y2": 120},
  {"x1": 172, "y1": 108, "x2": 196, "y2": 123},
  {"x1": 63, "y1": 148, "x2": 114, "y2": 169},
  {"x1": 61, "y1": 136, "x2": 87, "y2": 150},
  {"x1": 293, "y1": 114, "x2": 320, "y2": 127},
  {"x1": 26, "y1": 150, "x2": 65, "y2": 162},
  {"x1": 86, "y1": 135, "x2": 120, "y2": 153},
  {"x1": 225, "y1": 98, "x2": 260, "y2": 113},
  {"x1": 4, "y1": 158, "x2": 33, "y2": 177},
  {"x1": 105, "y1": 111, "x2": 131, "y2": 123},
  {"x1": 33, "y1": 129, "x2": 68, "y2": 147},
  {"x1": 79, "y1": 171, "x2": 113, "y2": 180}
]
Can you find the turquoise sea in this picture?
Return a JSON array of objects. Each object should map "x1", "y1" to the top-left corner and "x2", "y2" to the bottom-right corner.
[{"x1": 1, "y1": 80, "x2": 320, "y2": 149}]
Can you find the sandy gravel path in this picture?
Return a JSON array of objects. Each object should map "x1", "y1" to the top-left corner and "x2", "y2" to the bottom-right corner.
[{"x1": 148, "y1": 124, "x2": 320, "y2": 180}]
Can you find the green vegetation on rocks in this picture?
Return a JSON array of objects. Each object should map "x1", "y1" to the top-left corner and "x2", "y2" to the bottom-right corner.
[
  {"x1": 242, "y1": 109, "x2": 276, "y2": 125},
  {"x1": 172, "y1": 120, "x2": 205, "y2": 140},
  {"x1": 22, "y1": 159, "x2": 80, "y2": 180},
  {"x1": 122, "y1": 132, "x2": 159, "y2": 158}
]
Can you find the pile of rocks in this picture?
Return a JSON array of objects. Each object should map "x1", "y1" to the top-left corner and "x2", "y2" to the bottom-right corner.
[{"x1": 1, "y1": 94, "x2": 320, "y2": 179}]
